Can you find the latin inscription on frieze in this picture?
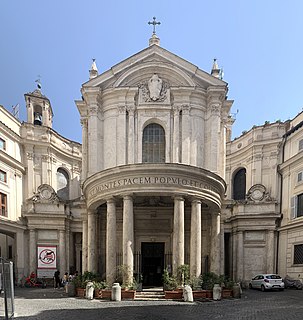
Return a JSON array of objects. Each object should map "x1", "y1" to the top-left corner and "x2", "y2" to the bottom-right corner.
[{"x1": 89, "y1": 175, "x2": 218, "y2": 197}]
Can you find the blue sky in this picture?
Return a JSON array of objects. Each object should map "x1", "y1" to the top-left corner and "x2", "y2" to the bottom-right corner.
[{"x1": 1, "y1": 0, "x2": 303, "y2": 143}]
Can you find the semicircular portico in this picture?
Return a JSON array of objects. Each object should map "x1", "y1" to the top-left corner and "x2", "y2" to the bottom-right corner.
[{"x1": 83, "y1": 163, "x2": 226, "y2": 211}]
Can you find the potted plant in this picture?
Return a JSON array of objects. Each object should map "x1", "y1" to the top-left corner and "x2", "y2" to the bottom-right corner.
[
  {"x1": 222, "y1": 278, "x2": 235, "y2": 298},
  {"x1": 93, "y1": 280, "x2": 108, "y2": 299},
  {"x1": 163, "y1": 268, "x2": 182, "y2": 300},
  {"x1": 201, "y1": 272, "x2": 221, "y2": 299},
  {"x1": 189, "y1": 276, "x2": 207, "y2": 299},
  {"x1": 74, "y1": 275, "x2": 86, "y2": 298}
]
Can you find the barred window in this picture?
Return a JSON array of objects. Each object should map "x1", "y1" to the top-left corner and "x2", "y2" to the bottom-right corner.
[
  {"x1": 0, "y1": 192, "x2": 7, "y2": 217},
  {"x1": 142, "y1": 124, "x2": 165, "y2": 163},
  {"x1": 294, "y1": 244, "x2": 303, "y2": 264}
]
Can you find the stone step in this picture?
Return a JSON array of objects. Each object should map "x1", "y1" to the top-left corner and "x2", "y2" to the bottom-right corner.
[{"x1": 135, "y1": 291, "x2": 165, "y2": 300}]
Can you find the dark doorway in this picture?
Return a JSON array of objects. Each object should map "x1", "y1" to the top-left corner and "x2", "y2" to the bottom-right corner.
[{"x1": 141, "y1": 242, "x2": 164, "y2": 287}]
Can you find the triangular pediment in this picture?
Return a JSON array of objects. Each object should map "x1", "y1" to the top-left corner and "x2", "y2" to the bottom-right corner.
[{"x1": 83, "y1": 45, "x2": 227, "y2": 90}]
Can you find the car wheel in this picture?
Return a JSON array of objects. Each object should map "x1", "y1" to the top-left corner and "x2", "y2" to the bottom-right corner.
[
  {"x1": 249, "y1": 283, "x2": 253, "y2": 289},
  {"x1": 261, "y1": 285, "x2": 266, "y2": 292}
]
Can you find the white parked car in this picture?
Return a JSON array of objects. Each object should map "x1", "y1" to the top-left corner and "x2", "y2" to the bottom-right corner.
[{"x1": 249, "y1": 274, "x2": 285, "y2": 291}]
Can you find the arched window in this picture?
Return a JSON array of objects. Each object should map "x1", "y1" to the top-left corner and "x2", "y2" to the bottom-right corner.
[
  {"x1": 233, "y1": 168, "x2": 246, "y2": 200},
  {"x1": 56, "y1": 168, "x2": 69, "y2": 200},
  {"x1": 142, "y1": 123, "x2": 165, "y2": 163}
]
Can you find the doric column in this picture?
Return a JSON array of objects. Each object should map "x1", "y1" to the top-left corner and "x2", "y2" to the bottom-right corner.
[
  {"x1": 237, "y1": 231, "x2": 244, "y2": 281},
  {"x1": 210, "y1": 213, "x2": 221, "y2": 275},
  {"x1": 59, "y1": 230, "x2": 66, "y2": 273},
  {"x1": 80, "y1": 118, "x2": 88, "y2": 181},
  {"x1": 87, "y1": 210, "x2": 97, "y2": 273},
  {"x1": 123, "y1": 195, "x2": 134, "y2": 285},
  {"x1": 173, "y1": 106, "x2": 180, "y2": 162},
  {"x1": 82, "y1": 213, "x2": 88, "y2": 271},
  {"x1": 127, "y1": 106, "x2": 135, "y2": 164},
  {"x1": 106, "y1": 198, "x2": 117, "y2": 285},
  {"x1": 190, "y1": 199, "x2": 201, "y2": 277},
  {"x1": 29, "y1": 229, "x2": 36, "y2": 273},
  {"x1": 173, "y1": 196, "x2": 185, "y2": 273},
  {"x1": 181, "y1": 105, "x2": 191, "y2": 164},
  {"x1": 267, "y1": 230, "x2": 275, "y2": 273}
]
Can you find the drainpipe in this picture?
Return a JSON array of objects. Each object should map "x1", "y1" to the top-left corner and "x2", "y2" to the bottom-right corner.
[{"x1": 276, "y1": 134, "x2": 287, "y2": 274}]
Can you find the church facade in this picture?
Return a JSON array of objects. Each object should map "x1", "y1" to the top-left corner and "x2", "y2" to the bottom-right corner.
[{"x1": 1, "y1": 33, "x2": 303, "y2": 287}]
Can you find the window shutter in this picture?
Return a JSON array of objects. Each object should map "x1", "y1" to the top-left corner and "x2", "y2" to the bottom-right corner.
[{"x1": 291, "y1": 196, "x2": 297, "y2": 219}]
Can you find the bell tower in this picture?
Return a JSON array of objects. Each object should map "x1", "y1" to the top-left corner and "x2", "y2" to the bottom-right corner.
[{"x1": 24, "y1": 82, "x2": 53, "y2": 128}]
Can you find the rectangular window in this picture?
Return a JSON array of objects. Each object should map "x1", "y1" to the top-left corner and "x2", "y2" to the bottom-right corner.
[
  {"x1": 294, "y1": 244, "x2": 303, "y2": 264},
  {"x1": 0, "y1": 138, "x2": 5, "y2": 150},
  {"x1": 0, "y1": 192, "x2": 7, "y2": 217},
  {"x1": 299, "y1": 139, "x2": 303, "y2": 151},
  {"x1": 0, "y1": 170, "x2": 7, "y2": 183},
  {"x1": 298, "y1": 172, "x2": 303, "y2": 183},
  {"x1": 291, "y1": 193, "x2": 303, "y2": 219}
]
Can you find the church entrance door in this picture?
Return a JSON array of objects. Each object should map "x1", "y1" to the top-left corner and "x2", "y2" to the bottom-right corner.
[{"x1": 141, "y1": 242, "x2": 164, "y2": 287}]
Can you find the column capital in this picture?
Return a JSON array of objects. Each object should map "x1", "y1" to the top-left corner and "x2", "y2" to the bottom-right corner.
[
  {"x1": 173, "y1": 195, "x2": 185, "y2": 202},
  {"x1": 106, "y1": 197, "x2": 116, "y2": 205},
  {"x1": 191, "y1": 198, "x2": 202, "y2": 205},
  {"x1": 123, "y1": 194, "x2": 133, "y2": 201}
]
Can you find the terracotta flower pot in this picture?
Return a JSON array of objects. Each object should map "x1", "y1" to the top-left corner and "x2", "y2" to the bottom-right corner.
[
  {"x1": 76, "y1": 288, "x2": 86, "y2": 298},
  {"x1": 222, "y1": 289, "x2": 233, "y2": 298},
  {"x1": 164, "y1": 291, "x2": 183, "y2": 300},
  {"x1": 121, "y1": 290, "x2": 136, "y2": 300},
  {"x1": 193, "y1": 290, "x2": 207, "y2": 299},
  {"x1": 101, "y1": 289, "x2": 112, "y2": 299}
]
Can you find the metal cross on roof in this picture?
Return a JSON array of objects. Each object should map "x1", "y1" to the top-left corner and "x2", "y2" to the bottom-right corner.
[{"x1": 148, "y1": 16, "x2": 161, "y2": 34}]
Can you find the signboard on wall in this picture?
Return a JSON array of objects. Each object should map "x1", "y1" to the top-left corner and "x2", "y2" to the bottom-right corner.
[{"x1": 37, "y1": 245, "x2": 57, "y2": 269}]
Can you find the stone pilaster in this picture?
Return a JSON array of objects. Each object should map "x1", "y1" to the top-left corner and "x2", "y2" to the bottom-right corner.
[
  {"x1": 82, "y1": 213, "x2": 88, "y2": 272},
  {"x1": 29, "y1": 229, "x2": 36, "y2": 273},
  {"x1": 88, "y1": 105, "x2": 100, "y2": 176},
  {"x1": 173, "y1": 196, "x2": 185, "y2": 274},
  {"x1": 16, "y1": 230, "x2": 25, "y2": 280},
  {"x1": 123, "y1": 195, "x2": 134, "y2": 285},
  {"x1": 127, "y1": 106, "x2": 135, "y2": 164},
  {"x1": 267, "y1": 230, "x2": 275, "y2": 273},
  {"x1": 190, "y1": 199, "x2": 201, "y2": 277},
  {"x1": 80, "y1": 118, "x2": 88, "y2": 181},
  {"x1": 106, "y1": 198, "x2": 117, "y2": 286},
  {"x1": 26, "y1": 147, "x2": 34, "y2": 197},
  {"x1": 210, "y1": 213, "x2": 221, "y2": 275},
  {"x1": 117, "y1": 106, "x2": 127, "y2": 166},
  {"x1": 237, "y1": 231, "x2": 244, "y2": 281},
  {"x1": 220, "y1": 220, "x2": 225, "y2": 275},
  {"x1": 181, "y1": 105, "x2": 191, "y2": 164},
  {"x1": 87, "y1": 210, "x2": 97, "y2": 273},
  {"x1": 173, "y1": 106, "x2": 180, "y2": 163},
  {"x1": 59, "y1": 230, "x2": 66, "y2": 273}
]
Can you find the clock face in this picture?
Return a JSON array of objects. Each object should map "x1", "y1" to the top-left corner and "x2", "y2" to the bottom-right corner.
[{"x1": 252, "y1": 189, "x2": 263, "y2": 200}]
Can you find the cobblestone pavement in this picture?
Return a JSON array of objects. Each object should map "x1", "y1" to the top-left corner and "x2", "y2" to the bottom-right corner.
[{"x1": 5, "y1": 287, "x2": 303, "y2": 320}]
